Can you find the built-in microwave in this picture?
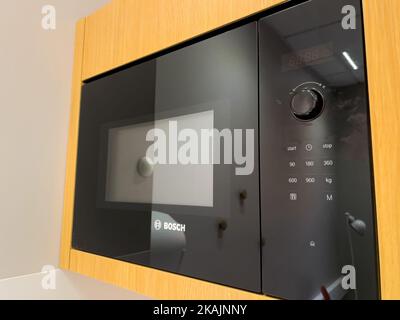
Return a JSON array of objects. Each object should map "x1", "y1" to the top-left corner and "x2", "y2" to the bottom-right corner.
[{"x1": 72, "y1": 0, "x2": 379, "y2": 299}]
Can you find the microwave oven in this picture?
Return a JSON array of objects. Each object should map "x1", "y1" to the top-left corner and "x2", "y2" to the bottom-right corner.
[{"x1": 71, "y1": 0, "x2": 379, "y2": 299}]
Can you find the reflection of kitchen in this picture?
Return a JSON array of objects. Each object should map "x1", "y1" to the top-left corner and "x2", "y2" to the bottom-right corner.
[
  {"x1": 117, "y1": 211, "x2": 187, "y2": 272},
  {"x1": 106, "y1": 110, "x2": 215, "y2": 271},
  {"x1": 105, "y1": 110, "x2": 214, "y2": 207}
]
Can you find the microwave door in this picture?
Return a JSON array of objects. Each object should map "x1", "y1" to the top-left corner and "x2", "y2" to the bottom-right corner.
[{"x1": 72, "y1": 22, "x2": 261, "y2": 293}]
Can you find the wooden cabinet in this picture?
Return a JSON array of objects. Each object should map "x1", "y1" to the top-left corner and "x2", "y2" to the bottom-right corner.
[
  {"x1": 81, "y1": 0, "x2": 284, "y2": 80},
  {"x1": 60, "y1": 0, "x2": 400, "y2": 299}
]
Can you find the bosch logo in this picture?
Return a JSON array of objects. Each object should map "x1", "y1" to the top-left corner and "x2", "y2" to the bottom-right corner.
[
  {"x1": 153, "y1": 219, "x2": 186, "y2": 232},
  {"x1": 154, "y1": 219, "x2": 162, "y2": 230},
  {"x1": 164, "y1": 222, "x2": 186, "y2": 232}
]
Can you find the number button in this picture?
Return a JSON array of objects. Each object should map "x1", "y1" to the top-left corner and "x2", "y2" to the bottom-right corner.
[
  {"x1": 305, "y1": 176, "x2": 316, "y2": 184},
  {"x1": 305, "y1": 160, "x2": 315, "y2": 167},
  {"x1": 288, "y1": 177, "x2": 298, "y2": 184},
  {"x1": 323, "y1": 159, "x2": 334, "y2": 167}
]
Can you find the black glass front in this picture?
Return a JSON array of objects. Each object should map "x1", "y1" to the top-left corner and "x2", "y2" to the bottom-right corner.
[
  {"x1": 72, "y1": 22, "x2": 261, "y2": 292},
  {"x1": 259, "y1": 0, "x2": 379, "y2": 299},
  {"x1": 72, "y1": 0, "x2": 379, "y2": 299}
]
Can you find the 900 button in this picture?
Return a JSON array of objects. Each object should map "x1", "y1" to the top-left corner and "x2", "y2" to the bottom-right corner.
[{"x1": 305, "y1": 177, "x2": 317, "y2": 184}]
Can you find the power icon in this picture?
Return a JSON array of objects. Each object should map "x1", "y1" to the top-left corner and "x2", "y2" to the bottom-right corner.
[{"x1": 305, "y1": 144, "x2": 313, "y2": 151}]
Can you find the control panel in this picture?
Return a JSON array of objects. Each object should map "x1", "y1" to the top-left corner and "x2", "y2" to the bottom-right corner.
[
  {"x1": 286, "y1": 140, "x2": 335, "y2": 205},
  {"x1": 259, "y1": 0, "x2": 379, "y2": 300}
]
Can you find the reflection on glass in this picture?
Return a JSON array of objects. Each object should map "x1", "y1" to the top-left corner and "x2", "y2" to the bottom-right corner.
[
  {"x1": 260, "y1": 0, "x2": 378, "y2": 299},
  {"x1": 117, "y1": 211, "x2": 187, "y2": 272},
  {"x1": 105, "y1": 110, "x2": 214, "y2": 207}
]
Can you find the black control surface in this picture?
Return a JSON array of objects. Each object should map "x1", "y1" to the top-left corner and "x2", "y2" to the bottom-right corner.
[{"x1": 259, "y1": 0, "x2": 379, "y2": 300}]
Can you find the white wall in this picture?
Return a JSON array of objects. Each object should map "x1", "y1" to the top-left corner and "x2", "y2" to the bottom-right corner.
[
  {"x1": 0, "y1": 269, "x2": 147, "y2": 300},
  {"x1": 0, "y1": 0, "x2": 109, "y2": 279}
]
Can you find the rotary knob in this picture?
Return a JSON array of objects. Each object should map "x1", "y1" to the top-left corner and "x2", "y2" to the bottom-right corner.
[{"x1": 290, "y1": 88, "x2": 324, "y2": 121}]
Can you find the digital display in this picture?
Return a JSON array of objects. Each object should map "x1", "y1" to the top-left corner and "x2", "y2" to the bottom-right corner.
[{"x1": 282, "y1": 43, "x2": 334, "y2": 71}]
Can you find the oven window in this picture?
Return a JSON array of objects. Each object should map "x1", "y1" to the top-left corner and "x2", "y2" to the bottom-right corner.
[{"x1": 104, "y1": 110, "x2": 214, "y2": 207}]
